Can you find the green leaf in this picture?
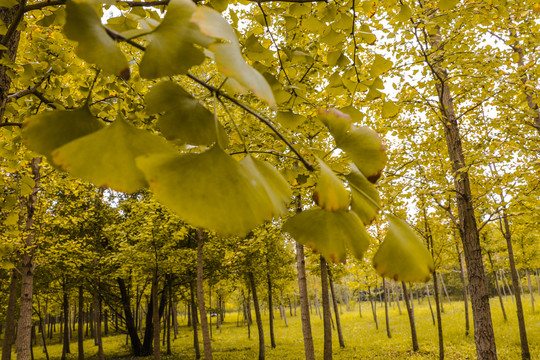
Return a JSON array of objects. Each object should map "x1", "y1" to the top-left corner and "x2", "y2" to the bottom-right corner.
[
  {"x1": 22, "y1": 107, "x2": 104, "y2": 161},
  {"x1": 381, "y1": 100, "x2": 400, "y2": 118},
  {"x1": 370, "y1": 54, "x2": 393, "y2": 78},
  {"x1": 64, "y1": 1, "x2": 130, "y2": 79},
  {"x1": 239, "y1": 155, "x2": 292, "y2": 215},
  {"x1": 283, "y1": 208, "x2": 370, "y2": 263},
  {"x1": 52, "y1": 118, "x2": 175, "y2": 193},
  {"x1": 20, "y1": 176, "x2": 35, "y2": 197},
  {"x1": 372, "y1": 214, "x2": 435, "y2": 282},
  {"x1": 318, "y1": 108, "x2": 353, "y2": 140},
  {"x1": 145, "y1": 81, "x2": 226, "y2": 146},
  {"x1": 192, "y1": 6, "x2": 276, "y2": 108},
  {"x1": 313, "y1": 158, "x2": 350, "y2": 211},
  {"x1": 276, "y1": 111, "x2": 306, "y2": 129},
  {"x1": 139, "y1": 0, "x2": 208, "y2": 79},
  {"x1": 335, "y1": 126, "x2": 387, "y2": 183},
  {"x1": 136, "y1": 146, "x2": 278, "y2": 235},
  {"x1": 346, "y1": 165, "x2": 380, "y2": 225},
  {"x1": 438, "y1": 0, "x2": 459, "y2": 11},
  {"x1": 396, "y1": 3, "x2": 412, "y2": 22}
]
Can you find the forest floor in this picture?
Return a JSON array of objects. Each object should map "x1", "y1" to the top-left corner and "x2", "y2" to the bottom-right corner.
[{"x1": 10, "y1": 294, "x2": 540, "y2": 359}]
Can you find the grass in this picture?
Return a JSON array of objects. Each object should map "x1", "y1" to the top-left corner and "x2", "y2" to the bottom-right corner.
[{"x1": 16, "y1": 294, "x2": 540, "y2": 359}]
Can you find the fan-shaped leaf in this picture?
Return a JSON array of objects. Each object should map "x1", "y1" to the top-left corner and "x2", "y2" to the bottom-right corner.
[
  {"x1": 346, "y1": 165, "x2": 380, "y2": 225},
  {"x1": 372, "y1": 214, "x2": 434, "y2": 282},
  {"x1": 64, "y1": 1, "x2": 129, "y2": 79},
  {"x1": 313, "y1": 158, "x2": 349, "y2": 211},
  {"x1": 145, "y1": 81, "x2": 226, "y2": 146},
  {"x1": 318, "y1": 108, "x2": 352, "y2": 139},
  {"x1": 136, "y1": 146, "x2": 277, "y2": 236},
  {"x1": 52, "y1": 118, "x2": 175, "y2": 193},
  {"x1": 283, "y1": 208, "x2": 370, "y2": 262},
  {"x1": 139, "y1": 0, "x2": 208, "y2": 79},
  {"x1": 23, "y1": 107, "x2": 103, "y2": 160}
]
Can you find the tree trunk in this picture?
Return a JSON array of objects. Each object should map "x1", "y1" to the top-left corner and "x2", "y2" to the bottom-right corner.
[
  {"x1": 296, "y1": 242, "x2": 315, "y2": 360},
  {"x1": 78, "y1": 286, "x2": 84, "y2": 360},
  {"x1": 248, "y1": 272, "x2": 265, "y2": 360},
  {"x1": 383, "y1": 279, "x2": 391, "y2": 338},
  {"x1": 153, "y1": 270, "x2": 160, "y2": 360},
  {"x1": 167, "y1": 277, "x2": 172, "y2": 355},
  {"x1": 117, "y1": 278, "x2": 143, "y2": 355},
  {"x1": 197, "y1": 230, "x2": 213, "y2": 360},
  {"x1": 368, "y1": 286, "x2": 378, "y2": 330},
  {"x1": 433, "y1": 271, "x2": 444, "y2": 360},
  {"x1": 267, "y1": 273, "x2": 276, "y2": 348},
  {"x1": 320, "y1": 256, "x2": 332, "y2": 360},
  {"x1": 328, "y1": 268, "x2": 345, "y2": 347},
  {"x1": 426, "y1": 284, "x2": 435, "y2": 326},
  {"x1": 190, "y1": 280, "x2": 200, "y2": 359},
  {"x1": 426, "y1": 25, "x2": 498, "y2": 360},
  {"x1": 525, "y1": 269, "x2": 535, "y2": 312},
  {"x1": 61, "y1": 281, "x2": 70, "y2": 360},
  {"x1": 488, "y1": 252, "x2": 507, "y2": 321},
  {"x1": 501, "y1": 211, "x2": 530, "y2": 360},
  {"x1": 93, "y1": 288, "x2": 104, "y2": 360},
  {"x1": 16, "y1": 157, "x2": 41, "y2": 360},
  {"x1": 2, "y1": 269, "x2": 19, "y2": 360},
  {"x1": 402, "y1": 282, "x2": 419, "y2": 352},
  {"x1": 455, "y1": 240, "x2": 470, "y2": 335}
]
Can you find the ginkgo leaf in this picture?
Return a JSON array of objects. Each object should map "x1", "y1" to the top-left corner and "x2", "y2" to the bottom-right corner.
[
  {"x1": 438, "y1": 0, "x2": 459, "y2": 11},
  {"x1": 313, "y1": 158, "x2": 349, "y2": 211},
  {"x1": 318, "y1": 108, "x2": 353, "y2": 140},
  {"x1": 64, "y1": 1, "x2": 130, "y2": 79},
  {"x1": 23, "y1": 107, "x2": 104, "y2": 160},
  {"x1": 211, "y1": 43, "x2": 276, "y2": 109},
  {"x1": 381, "y1": 100, "x2": 400, "y2": 118},
  {"x1": 396, "y1": 3, "x2": 412, "y2": 22},
  {"x1": 276, "y1": 111, "x2": 306, "y2": 129},
  {"x1": 52, "y1": 118, "x2": 175, "y2": 193},
  {"x1": 372, "y1": 214, "x2": 434, "y2": 282},
  {"x1": 192, "y1": 6, "x2": 276, "y2": 108},
  {"x1": 370, "y1": 54, "x2": 393, "y2": 78},
  {"x1": 346, "y1": 165, "x2": 380, "y2": 225},
  {"x1": 283, "y1": 208, "x2": 370, "y2": 262},
  {"x1": 240, "y1": 155, "x2": 292, "y2": 215},
  {"x1": 145, "y1": 81, "x2": 226, "y2": 146},
  {"x1": 335, "y1": 126, "x2": 386, "y2": 183},
  {"x1": 136, "y1": 146, "x2": 277, "y2": 236},
  {"x1": 139, "y1": 0, "x2": 209, "y2": 79}
]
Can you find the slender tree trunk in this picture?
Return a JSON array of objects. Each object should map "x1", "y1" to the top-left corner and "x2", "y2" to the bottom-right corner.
[
  {"x1": 167, "y1": 277, "x2": 172, "y2": 355},
  {"x1": 2, "y1": 269, "x2": 19, "y2": 360},
  {"x1": 402, "y1": 282, "x2": 419, "y2": 352},
  {"x1": 61, "y1": 281, "x2": 70, "y2": 360},
  {"x1": 280, "y1": 292, "x2": 288, "y2": 327},
  {"x1": 501, "y1": 211, "x2": 530, "y2": 360},
  {"x1": 327, "y1": 268, "x2": 345, "y2": 347},
  {"x1": 267, "y1": 273, "x2": 276, "y2": 348},
  {"x1": 296, "y1": 242, "x2": 315, "y2": 360},
  {"x1": 93, "y1": 287, "x2": 104, "y2": 360},
  {"x1": 383, "y1": 279, "x2": 391, "y2": 338},
  {"x1": 488, "y1": 252, "x2": 507, "y2": 321},
  {"x1": 368, "y1": 286, "x2": 378, "y2": 330},
  {"x1": 357, "y1": 291, "x2": 362, "y2": 318},
  {"x1": 16, "y1": 157, "x2": 41, "y2": 360},
  {"x1": 249, "y1": 272, "x2": 265, "y2": 360},
  {"x1": 320, "y1": 257, "x2": 332, "y2": 360},
  {"x1": 78, "y1": 286, "x2": 84, "y2": 360},
  {"x1": 190, "y1": 280, "x2": 200, "y2": 359},
  {"x1": 117, "y1": 278, "x2": 143, "y2": 355},
  {"x1": 153, "y1": 270, "x2": 160, "y2": 360},
  {"x1": 525, "y1": 269, "x2": 535, "y2": 312},
  {"x1": 433, "y1": 271, "x2": 444, "y2": 360},
  {"x1": 455, "y1": 240, "x2": 470, "y2": 335},
  {"x1": 197, "y1": 230, "x2": 213, "y2": 360},
  {"x1": 425, "y1": 24, "x2": 498, "y2": 360},
  {"x1": 426, "y1": 284, "x2": 435, "y2": 325}
]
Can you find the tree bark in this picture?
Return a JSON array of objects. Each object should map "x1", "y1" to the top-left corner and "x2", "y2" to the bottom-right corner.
[
  {"x1": 61, "y1": 280, "x2": 70, "y2": 360},
  {"x1": 16, "y1": 157, "x2": 41, "y2": 360},
  {"x1": 267, "y1": 273, "x2": 276, "y2": 348},
  {"x1": 455, "y1": 240, "x2": 470, "y2": 335},
  {"x1": 501, "y1": 211, "x2": 530, "y2": 360},
  {"x1": 487, "y1": 251, "x2": 507, "y2": 322},
  {"x1": 93, "y1": 287, "x2": 104, "y2": 360},
  {"x1": 402, "y1": 282, "x2": 419, "y2": 352},
  {"x1": 525, "y1": 269, "x2": 534, "y2": 312},
  {"x1": 190, "y1": 280, "x2": 200, "y2": 359},
  {"x1": 368, "y1": 286, "x2": 378, "y2": 330},
  {"x1": 383, "y1": 279, "x2": 391, "y2": 338},
  {"x1": 328, "y1": 268, "x2": 345, "y2": 347},
  {"x1": 78, "y1": 286, "x2": 84, "y2": 360},
  {"x1": 320, "y1": 256, "x2": 332, "y2": 360},
  {"x1": 426, "y1": 26, "x2": 497, "y2": 359},
  {"x1": 2, "y1": 269, "x2": 19, "y2": 360},
  {"x1": 117, "y1": 278, "x2": 143, "y2": 355},
  {"x1": 295, "y1": 241, "x2": 315, "y2": 357},
  {"x1": 197, "y1": 230, "x2": 213, "y2": 360},
  {"x1": 249, "y1": 272, "x2": 265, "y2": 360},
  {"x1": 153, "y1": 270, "x2": 160, "y2": 360}
]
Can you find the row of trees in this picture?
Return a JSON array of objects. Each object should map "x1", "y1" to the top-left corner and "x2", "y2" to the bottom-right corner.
[{"x1": 1, "y1": 0, "x2": 539, "y2": 359}]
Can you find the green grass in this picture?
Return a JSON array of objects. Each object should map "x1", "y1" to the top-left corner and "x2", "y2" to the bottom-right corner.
[{"x1": 20, "y1": 294, "x2": 540, "y2": 359}]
